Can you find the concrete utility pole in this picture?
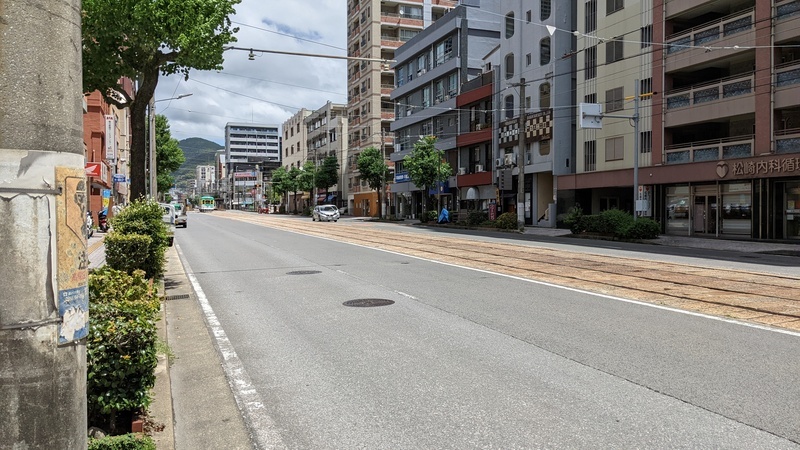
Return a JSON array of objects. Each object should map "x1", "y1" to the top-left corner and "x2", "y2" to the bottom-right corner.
[
  {"x1": 516, "y1": 78, "x2": 527, "y2": 229},
  {"x1": 0, "y1": 1, "x2": 88, "y2": 448}
]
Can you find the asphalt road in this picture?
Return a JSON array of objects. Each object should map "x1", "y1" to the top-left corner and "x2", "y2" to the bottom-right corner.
[{"x1": 176, "y1": 213, "x2": 800, "y2": 449}]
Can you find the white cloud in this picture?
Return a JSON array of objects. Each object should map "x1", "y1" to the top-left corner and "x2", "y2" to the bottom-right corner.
[{"x1": 155, "y1": 0, "x2": 347, "y2": 145}]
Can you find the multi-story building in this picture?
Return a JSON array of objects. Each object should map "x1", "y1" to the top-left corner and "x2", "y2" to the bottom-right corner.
[
  {"x1": 389, "y1": 1, "x2": 500, "y2": 219},
  {"x1": 346, "y1": 0, "x2": 457, "y2": 217},
  {"x1": 195, "y1": 165, "x2": 215, "y2": 195},
  {"x1": 489, "y1": 0, "x2": 577, "y2": 227},
  {"x1": 561, "y1": 0, "x2": 800, "y2": 241},
  {"x1": 223, "y1": 122, "x2": 281, "y2": 209},
  {"x1": 282, "y1": 110, "x2": 311, "y2": 211},
  {"x1": 305, "y1": 101, "x2": 349, "y2": 206}
]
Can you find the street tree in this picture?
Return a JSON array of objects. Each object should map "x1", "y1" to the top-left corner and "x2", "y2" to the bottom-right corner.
[
  {"x1": 357, "y1": 147, "x2": 389, "y2": 218},
  {"x1": 271, "y1": 166, "x2": 290, "y2": 211},
  {"x1": 315, "y1": 156, "x2": 340, "y2": 201},
  {"x1": 288, "y1": 166, "x2": 302, "y2": 213},
  {"x1": 154, "y1": 115, "x2": 185, "y2": 197},
  {"x1": 404, "y1": 136, "x2": 452, "y2": 215},
  {"x1": 82, "y1": 0, "x2": 240, "y2": 200}
]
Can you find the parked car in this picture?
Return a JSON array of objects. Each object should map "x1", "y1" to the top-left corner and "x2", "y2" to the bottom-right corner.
[
  {"x1": 172, "y1": 202, "x2": 187, "y2": 228},
  {"x1": 312, "y1": 204, "x2": 340, "y2": 222}
]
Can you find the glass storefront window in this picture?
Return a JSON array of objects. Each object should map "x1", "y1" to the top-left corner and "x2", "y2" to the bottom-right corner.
[
  {"x1": 721, "y1": 182, "x2": 752, "y2": 236},
  {"x1": 666, "y1": 186, "x2": 690, "y2": 234}
]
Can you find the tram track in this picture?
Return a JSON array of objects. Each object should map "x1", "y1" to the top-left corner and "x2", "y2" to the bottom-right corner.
[{"x1": 222, "y1": 212, "x2": 800, "y2": 331}]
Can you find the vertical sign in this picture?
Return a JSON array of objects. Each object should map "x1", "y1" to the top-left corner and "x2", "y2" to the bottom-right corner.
[
  {"x1": 105, "y1": 115, "x2": 116, "y2": 161},
  {"x1": 55, "y1": 167, "x2": 89, "y2": 344}
]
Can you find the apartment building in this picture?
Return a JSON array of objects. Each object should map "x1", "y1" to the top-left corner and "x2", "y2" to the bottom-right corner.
[
  {"x1": 282, "y1": 110, "x2": 311, "y2": 211},
  {"x1": 489, "y1": 0, "x2": 576, "y2": 227},
  {"x1": 389, "y1": 1, "x2": 500, "y2": 218},
  {"x1": 305, "y1": 101, "x2": 349, "y2": 206},
  {"x1": 346, "y1": 0, "x2": 457, "y2": 217},
  {"x1": 195, "y1": 165, "x2": 215, "y2": 195},
  {"x1": 561, "y1": 0, "x2": 799, "y2": 240}
]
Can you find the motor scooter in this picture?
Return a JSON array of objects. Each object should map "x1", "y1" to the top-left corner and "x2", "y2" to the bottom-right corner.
[
  {"x1": 86, "y1": 211, "x2": 94, "y2": 239},
  {"x1": 97, "y1": 210, "x2": 109, "y2": 232}
]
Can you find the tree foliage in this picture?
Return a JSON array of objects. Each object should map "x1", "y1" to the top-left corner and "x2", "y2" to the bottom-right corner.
[
  {"x1": 316, "y1": 156, "x2": 340, "y2": 195},
  {"x1": 403, "y1": 136, "x2": 452, "y2": 214},
  {"x1": 82, "y1": 0, "x2": 240, "y2": 199},
  {"x1": 357, "y1": 147, "x2": 389, "y2": 218},
  {"x1": 154, "y1": 115, "x2": 185, "y2": 195}
]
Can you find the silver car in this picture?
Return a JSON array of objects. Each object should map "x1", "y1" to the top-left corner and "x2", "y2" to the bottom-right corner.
[{"x1": 312, "y1": 204, "x2": 340, "y2": 222}]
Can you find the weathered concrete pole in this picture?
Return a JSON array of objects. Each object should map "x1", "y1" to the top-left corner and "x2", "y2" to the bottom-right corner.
[{"x1": 0, "y1": 1, "x2": 88, "y2": 448}]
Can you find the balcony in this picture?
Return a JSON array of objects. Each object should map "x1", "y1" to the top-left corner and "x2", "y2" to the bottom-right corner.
[
  {"x1": 664, "y1": 135, "x2": 753, "y2": 164},
  {"x1": 664, "y1": 73, "x2": 754, "y2": 126},
  {"x1": 776, "y1": 128, "x2": 800, "y2": 155},
  {"x1": 381, "y1": 108, "x2": 395, "y2": 120},
  {"x1": 380, "y1": 12, "x2": 424, "y2": 28},
  {"x1": 775, "y1": 60, "x2": 800, "y2": 109},
  {"x1": 776, "y1": 0, "x2": 800, "y2": 42},
  {"x1": 381, "y1": 84, "x2": 393, "y2": 96},
  {"x1": 665, "y1": 9, "x2": 754, "y2": 72}
]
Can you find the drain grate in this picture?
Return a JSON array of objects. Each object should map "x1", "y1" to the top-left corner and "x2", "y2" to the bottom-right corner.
[
  {"x1": 287, "y1": 270, "x2": 322, "y2": 275},
  {"x1": 164, "y1": 294, "x2": 191, "y2": 301},
  {"x1": 343, "y1": 298, "x2": 395, "y2": 308}
]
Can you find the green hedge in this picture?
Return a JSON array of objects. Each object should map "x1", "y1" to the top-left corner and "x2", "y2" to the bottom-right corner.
[
  {"x1": 565, "y1": 206, "x2": 660, "y2": 239},
  {"x1": 466, "y1": 210, "x2": 488, "y2": 227},
  {"x1": 87, "y1": 267, "x2": 160, "y2": 431},
  {"x1": 110, "y1": 199, "x2": 168, "y2": 278},
  {"x1": 88, "y1": 433, "x2": 156, "y2": 450},
  {"x1": 104, "y1": 233, "x2": 152, "y2": 275},
  {"x1": 495, "y1": 212, "x2": 519, "y2": 230}
]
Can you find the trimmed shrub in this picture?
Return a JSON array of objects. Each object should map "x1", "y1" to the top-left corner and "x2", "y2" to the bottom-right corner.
[
  {"x1": 87, "y1": 267, "x2": 160, "y2": 432},
  {"x1": 563, "y1": 205, "x2": 585, "y2": 234},
  {"x1": 624, "y1": 218, "x2": 661, "y2": 239},
  {"x1": 466, "y1": 210, "x2": 489, "y2": 227},
  {"x1": 110, "y1": 199, "x2": 168, "y2": 279},
  {"x1": 88, "y1": 433, "x2": 156, "y2": 450},
  {"x1": 596, "y1": 208, "x2": 634, "y2": 235},
  {"x1": 104, "y1": 233, "x2": 152, "y2": 275},
  {"x1": 495, "y1": 212, "x2": 519, "y2": 230}
]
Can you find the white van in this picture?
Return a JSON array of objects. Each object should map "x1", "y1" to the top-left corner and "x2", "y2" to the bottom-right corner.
[{"x1": 159, "y1": 203, "x2": 176, "y2": 246}]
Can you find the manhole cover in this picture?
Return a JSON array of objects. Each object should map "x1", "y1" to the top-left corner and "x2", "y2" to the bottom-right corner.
[
  {"x1": 343, "y1": 298, "x2": 395, "y2": 308},
  {"x1": 286, "y1": 270, "x2": 322, "y2": 275}
]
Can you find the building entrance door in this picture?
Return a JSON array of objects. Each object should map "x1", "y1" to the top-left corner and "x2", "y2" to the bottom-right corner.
[{"x1": 693, "y1": 195, "x2": 718, "y2": 235}]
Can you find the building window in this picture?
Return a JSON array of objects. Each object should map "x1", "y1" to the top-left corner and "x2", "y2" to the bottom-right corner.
[
  {"x1": 606, "y1": 0, "x2": 623, "y2": 15},
  {"x1": 585, "y1": 0, "x2": 597, "y2": 32},
  {"x1": 585, "y1": 92, "x2": 597, "y2": 103},
  {"x1": 585, "y1": 45, "x2": 597, "y2": 79},
  {"x1": 505, "y1": 53, "x2": 515, "y2": 79},
  {"x1": 605, "y1": 136, "x2": 624, "y2": 161},
  {"x1": 606, "y1": 36, "x2": 623, "y2": 63},
  {"x1": 640, "y1": 78, "x2": 652, "y2": 96},
  {"x1": 640, "y1": 130, "x2": 652, "y2": 153},
  {"x1": 584, "y1": 140, "x2": 596, "y2": 171},
  {"x1": 539, "y1": 139, "x2": 551, "y2": 156},
  {"x1": 525, "y1": 96, "x2": 531, "y2": 109},
  {"x1": 400, "y1": 29, "x2": 420, "y2": 41},
  {"x1": 504, "y1": 95, "x2": 515, "y2": 119},
  {"x1": 434, "y1": 37, "x2": 453, "y2": 66},
  {"x1": 526, "y1": 10, "x2": 531, "y2": 23},
  {"x1": 505, "y1": 12, "x2": 515, "y2": 38},
  {"x1": 641, "y1": 25, "x2": 652, "y2": 48},
  {"x1": 526, "y1": 53, "x2": 532, "y2": 66},
  {"x1": 540, "y1": 37, "x2": 551, "y2": 65},
  {"x1": 605, "y1": 87, "x2": 624, "y2": 112},
  {"x1": 541, "y1": 0, "x2": 551, "y2": 20},
  {"x1": 540, "y1": 83, "x2": 551, "y2": 108}
]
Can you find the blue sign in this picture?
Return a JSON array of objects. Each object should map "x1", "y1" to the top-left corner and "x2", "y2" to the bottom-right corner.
[
  {"x1": 112, "y1": 174, "x2": 126, "y2": 182},
  {"x1": 395, "y1": 171, "x2": 410, "y2": 183},
  {"x1": 58, "y1": 286, "x2": 89, "y2": 344},
  {"x1": 102, "y1": 189, "x2": 111, "y2": 198}
]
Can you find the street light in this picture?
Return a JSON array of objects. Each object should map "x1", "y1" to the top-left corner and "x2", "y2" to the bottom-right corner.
[{"x1": 149, "y1": 93, "x2": 193, "y2": 199}]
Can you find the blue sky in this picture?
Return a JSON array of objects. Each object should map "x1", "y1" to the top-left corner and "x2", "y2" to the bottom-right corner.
[{"x1": 154, "y1": 0, "x2": 348, "y2": 145}]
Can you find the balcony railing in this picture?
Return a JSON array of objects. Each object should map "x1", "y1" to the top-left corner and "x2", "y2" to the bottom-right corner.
[
  {"x1": 775, "y1": 128, "x2": 800, "y2": 154},
  {"x1": 665, "y1": 73, "x2": 753, "y2": 110},
  {"x1": 664, "y1": 135, "x2": 754, "y2": 164},
  {"x1": 666, "y1": 8, "x2": 753, "y2": 54},
  {"x1": 776, "y1": 60, "x2": 800, "y2": 87},
  {"x1": 777, "y1": 0, "x2": 800, "y2": 20}
]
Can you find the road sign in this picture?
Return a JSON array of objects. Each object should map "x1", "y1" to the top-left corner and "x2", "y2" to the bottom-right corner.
[{"x1": 112, "y1": 174, "x2": 126, "y2": 182}]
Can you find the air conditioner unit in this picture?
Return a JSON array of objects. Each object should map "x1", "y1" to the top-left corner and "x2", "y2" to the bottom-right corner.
[
  {"x1": 475, "y1": 164, "x2": 484, "y2": 172},
  {"x1": 458, "y1": 167, "x2": 466, "y2": 175},
  {"x1": 504, "y1": 153, "x2": 514, "y2": 166},
  {"x1": 495, "y1": 158, "x2": 503, "y2": 167}
]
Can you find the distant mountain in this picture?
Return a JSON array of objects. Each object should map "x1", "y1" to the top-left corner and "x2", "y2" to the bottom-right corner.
[{"x1": 174, "y1": 138, "x2": 224, "y2": 189}]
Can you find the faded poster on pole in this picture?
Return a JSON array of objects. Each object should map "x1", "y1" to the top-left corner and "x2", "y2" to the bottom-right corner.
[{"x1": 55, "y1": 166, "x2": 89, "y2": 344}]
